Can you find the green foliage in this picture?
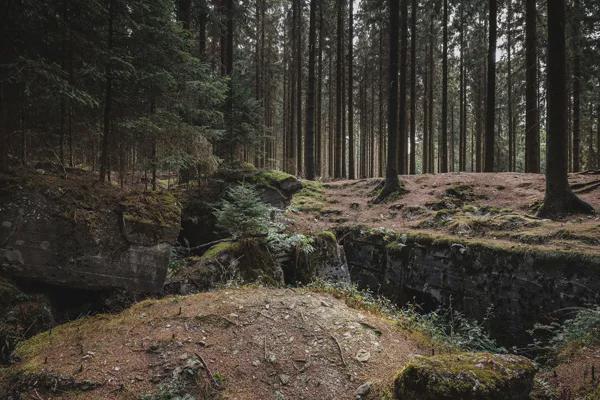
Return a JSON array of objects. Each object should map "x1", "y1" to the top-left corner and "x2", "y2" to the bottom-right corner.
[
  {"x1": 530, "y1": 306, "x2": 600, "y2": 361},
  {"x1": 213, "y1": 183, "x2": 314, "y2": 256},
  {"x1": 551, "y1": 306, "x2": 600, "y2": 347},
  {"x1": 213, "y1": 183, "x2": 276, "y2": 239}
]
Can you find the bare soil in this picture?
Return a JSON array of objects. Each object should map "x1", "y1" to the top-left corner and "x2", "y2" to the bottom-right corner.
[
  {"x1": 6, "y1": 288, "x2": 428, "y2": 399},
  {"x1": 289, "y1": 172, "x2": 600, "y2": 255}
]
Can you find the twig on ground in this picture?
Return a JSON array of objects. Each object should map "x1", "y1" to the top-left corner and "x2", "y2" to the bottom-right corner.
[
  {"x1": 195, "y1": 351, "x2": 221, "y2": 389},
  {"x1": 330, "y1": 334, "x2": 347, "y2": 368}
]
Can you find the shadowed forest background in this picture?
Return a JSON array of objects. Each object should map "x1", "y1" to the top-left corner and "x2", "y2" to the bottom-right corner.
[{"x1": 2, "y1": 0, "x2": 599, "y2": 187}]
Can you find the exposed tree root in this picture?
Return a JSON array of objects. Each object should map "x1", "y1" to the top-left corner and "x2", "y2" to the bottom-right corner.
[
  {"x1": 571, "y1": 180, "x2": 600, "y2": 194},
  {"x1": 537, "y1": 190, "x2": 595, "y2": 219}
]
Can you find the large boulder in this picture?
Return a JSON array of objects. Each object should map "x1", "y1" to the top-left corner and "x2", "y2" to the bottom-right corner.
[
  {"x1": 394, "y1": 352, "x2": 537, "y2": 400},
  {"x1": 165, "y1": 239, "x2": 285, "y2": 294},
  {"x1": 0, "y1": 171, "x2": 181, "y2": 294}
]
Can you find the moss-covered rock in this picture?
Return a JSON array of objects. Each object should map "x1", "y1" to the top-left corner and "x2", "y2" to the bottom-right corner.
[
  {"x1": 119, "y1": 191, "x2": 181, "y2": 246},
  {"x1": 394, "y1": 352, "x2": 536, "y2": 400},
  {"x1": 166, "y1": 239, "x2": 284, "y2": 294}
]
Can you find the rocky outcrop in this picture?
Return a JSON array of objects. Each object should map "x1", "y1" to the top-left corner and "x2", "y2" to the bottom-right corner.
[
  {"x1": 283, "y1": 231, "x2": 351, "y2": 285},
  {"x1": 340, "y1": 227, "x2": 600, "y2": 345},
  {"x1": 0, "y1": 172, "x2": 181, "y2": 293},
  {"x1": 394, "y1": 352, "x2": 536, "y2": 399}
]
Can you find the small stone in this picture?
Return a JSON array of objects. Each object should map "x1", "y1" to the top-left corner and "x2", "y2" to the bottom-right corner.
[
  {"x1": 355, "y1": 349, "x2": 371, "y2": 362},
  {"x1": 252, "y1": 360, "x2": 261, "y2": 367},
  {"x1": 279, "y1": 374, "x2": 290, "y2": 385},
  {"x1": 355, "y1": 382, "x2": 372, "y2": 398},
  {"x1": 320, "y1": 300, "x2": 332, "y2": 307}
]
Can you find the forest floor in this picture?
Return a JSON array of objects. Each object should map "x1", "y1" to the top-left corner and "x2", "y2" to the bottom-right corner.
[
  {"x1": 289, "y1": 172, "x2": 600, "y2": 255},
  {"x1": 4, "y1": 287, "x2": 432, "y2": 400}
]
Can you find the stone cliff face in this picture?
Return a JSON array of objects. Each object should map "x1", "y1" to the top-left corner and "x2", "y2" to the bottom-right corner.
[
  {"x1": 340, "y1": 227, "x2": 600, "y2": 345},
  {"x1": 0, "y1": 171, "x2": 182, "y2": 361},
  {"x1": 0, "y1": 172, "x2": 181, "y2": 293}
]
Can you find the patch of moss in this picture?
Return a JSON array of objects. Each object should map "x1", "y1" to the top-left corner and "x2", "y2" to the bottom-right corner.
[
  {"x1": 251, "y1": 169, "x2": 295, "y2": 187},
  {"x1": 394, "y1": 352, "x2": 537, "y2": 400},
  {"x1": 200, "y1": 241, "x2": 239, "y2": 262},
  {"x1": 120, "y1": 190, "x2": 181, "y2": 229},
  {"x1": 290, "y1": 180, "x2": 325, "y2": 212},
  {"x1": 385, "y1": 241, "x2": 406, "y2": 253},
  {"x1": 317, "y1": 230, "x2": 337, "y2": 243}
]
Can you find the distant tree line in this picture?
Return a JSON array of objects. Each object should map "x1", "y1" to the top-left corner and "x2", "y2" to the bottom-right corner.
[{"x1": 1, "y1": 0, "x2": 600, "y2": 193}]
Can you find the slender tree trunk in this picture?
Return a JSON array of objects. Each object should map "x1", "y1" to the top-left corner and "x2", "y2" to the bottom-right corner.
[
  {"x1": 295, "y1": 0, "x2": 303, "y2": 175},
  {"x1": 348, "y1": 0, "x2": 355, "y2": 179},
  {"x1": 198, "y1": 0, "x2": 207, "y2": 59},
  {"x1": 525, "y1": 0, "x2": 540, "y2": 173},
  {"x1": 99, "y1": 0, "x2": 114, "y2": 183},
  {"x1": 378, "y1": 30, "x2": 385, "y2": 176},
  {"x1": 459, "y1": 5, "x2": 466, "y2": 171},
  {"x1": 507, "y1": 0, "x2": 515, "y2": 171},
  {"x1": 335, "y1": 0, "x2": 344, "y2": 178},
  {"x1": 304, "y1": 0, "x2": 317, "y2": 179},
  {"x1": 423, "y1": 43, "x2": 429, "y2": 174},
  {"x1": 397, "y1": 0, "x2": 408, "y2": 175},
  {"x1": 427, "y1": 14, "x2": 435, "y2": 173},
  {"x1": 571, "y1": 0, "x2": 582, "y2": 172},
  {"x1": 409, "y1": 0, "x2": 417, "y2": 174},
  {"x1": 440, "y1": 0, "x2": 448, "y2": 173},
  {"x1": 484, "y1": 0, "x2": 497, "y2": 172},
  {"x1": 538, "y1": 0, "x2": 593, "y2": 217},
  {"x1": 377, "y1": 0, "x2": 402, "y2": 199},
  {"x1": 316, "y1": 1, "x2": 323, "y2": 177}
]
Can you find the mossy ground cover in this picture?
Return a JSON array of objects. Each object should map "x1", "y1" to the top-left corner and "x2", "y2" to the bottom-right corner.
[
  {"x1": 288, "y1": 173, "x2": 599, "y2": 257},
  {"x1": 290, "y1": 180, "x2": 325, "y2": 212}
]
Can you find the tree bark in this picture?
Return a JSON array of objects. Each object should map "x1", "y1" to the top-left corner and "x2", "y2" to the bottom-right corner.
[
  {"x1": 524, "y1": 0, "x2": 539, "y2": 173},
  {"x1": 376, "y1": 0, "x2": 402, "y2": 200},
  {"x1": 304, "y1": 0, "x2": 317, "y2": 179},
  {"x1": 334, "y1": 0, "x2": 344, "y2": 178},
  {"x1": 99, "y1": 0, "x2": 114, "y2": 183},
  {"x1": 484, "y1": 0, "x2": 497, "y2": 172},
  {"x1": 507, "y1": 0, "x2": 515, "y2": 171},
  {"x1": 409, "y1": 0, "x2": 417, "y2": 174},
  {"x1": 348, "y1": 0, "x2": 355, "y2": 179},
  {"x1": 440, "y1": 0, "x2": 448, "y2": 173},
  {"x1": 538, "y1": 0, "x2": 593, "y2": 218},
  {"x1": 571, "y1": 0, "x2": 582, "y2": 172},
  {"x1": 397, "y1": 0, "x2": 408, "y2": 175}
]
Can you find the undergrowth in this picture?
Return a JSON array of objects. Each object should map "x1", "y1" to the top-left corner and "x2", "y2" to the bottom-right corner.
[
  {"x1": 307, "y1": 280, "x2": 505, "y2": 354},
  {"x1": 529, "y1": 305, "x2": 600, "y2": 363}
]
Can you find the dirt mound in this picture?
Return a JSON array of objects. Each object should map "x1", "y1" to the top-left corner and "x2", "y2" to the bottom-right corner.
[{"x1": 3, "y1": 288, "x2": 429, "y2": 399}]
